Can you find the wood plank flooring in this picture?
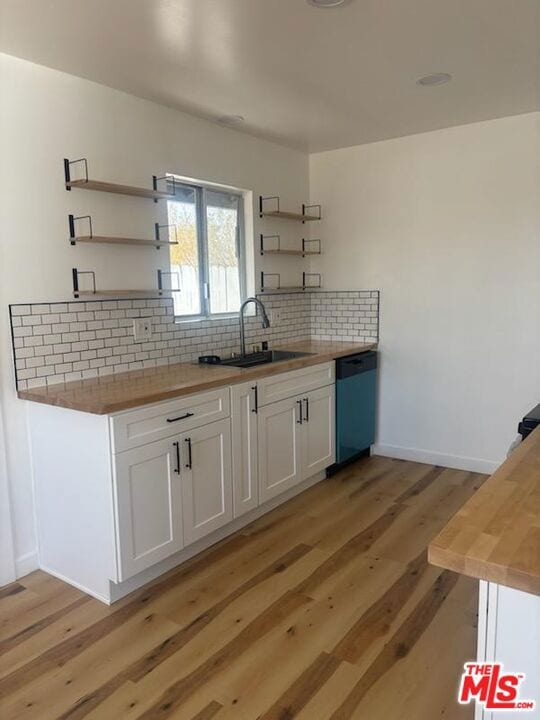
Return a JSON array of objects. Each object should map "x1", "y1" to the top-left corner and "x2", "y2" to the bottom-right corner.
[{"x1": 0, "y1": 456, "x2": 487, "y2": 720}]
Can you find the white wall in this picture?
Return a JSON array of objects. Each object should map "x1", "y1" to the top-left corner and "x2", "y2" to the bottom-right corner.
[
  {"x1": 310, "y1": 113, "x2": 540, "y2": 472},
  {"x1": 0, "y1": 52, "x2": 309, "y2": 580}
]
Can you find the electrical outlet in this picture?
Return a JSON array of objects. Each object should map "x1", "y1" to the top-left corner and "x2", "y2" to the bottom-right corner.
[
  {"x1": 133, "y1": 317, "x2": 152, "y2": 342},
  {"x1": 270, "y1": 308, "x2": 282, "y2": 324}
]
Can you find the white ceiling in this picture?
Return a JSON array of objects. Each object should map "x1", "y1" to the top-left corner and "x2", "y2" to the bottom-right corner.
[{"x1": 1, "y1": 0, "x2": 539, "y2": 152}]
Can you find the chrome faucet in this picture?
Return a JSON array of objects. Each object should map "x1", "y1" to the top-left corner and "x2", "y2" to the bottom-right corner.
[{"x1": 239, "y1": 297, "x2": 270, "y2": 357}]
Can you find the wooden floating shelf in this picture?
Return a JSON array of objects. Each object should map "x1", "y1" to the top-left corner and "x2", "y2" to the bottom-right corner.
[
  {"x1": 66, "y1": 179, "x2": 174, "y2": 201},
  {"x1": 73, "y1": 290, "x2": 172, "y2": 298},
  {"x1": 260, "y1": 210, "x2": 320, "y2": 222},
  {"x1": 260, "y1": 286, "x2": 323, "y2": 293},
  {"x1": 259, "y1": 235, "x2": 322, "y2": 256},
  {"x1": 261, "y1": 249, "x2": 321, "y2": 257},
  {"x1": 258, "y1": 196, "x2": 321, "y2": 222},
  {"x1": 260, "y1": 271, "x2": 322, "y2": 293},
  {"x1": 72, "y1": 268, "x2": 180, "y2": 299},
  {"x1": 70, "y1": 235, "x2": 178, "y2": 248},
  {"x1": 261, "y1": 286, "x2": 305, "y2": 291}
]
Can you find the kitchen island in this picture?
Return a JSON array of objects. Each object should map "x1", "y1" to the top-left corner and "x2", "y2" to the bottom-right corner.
[{"x1": 429, "y1": 427, "x2": 540, "y2": 719}]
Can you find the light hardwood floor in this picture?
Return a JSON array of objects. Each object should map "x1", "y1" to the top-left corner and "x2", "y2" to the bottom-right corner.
[{"x1": 0, "y1": 456, "x2": 486, "y2": 720}]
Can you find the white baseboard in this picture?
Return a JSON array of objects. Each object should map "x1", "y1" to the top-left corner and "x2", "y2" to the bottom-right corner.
[
  {"x1": 39, "y1": 564, "x2": 111, "y2": 604},
  {"x1": 15, "y1": 550, "x2": 39, "y2": 579},
  {"x1": 372, "y1": 443, "x2": 501, "y2": 475}
]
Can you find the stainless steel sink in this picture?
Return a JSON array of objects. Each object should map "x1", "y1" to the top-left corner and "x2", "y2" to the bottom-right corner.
[{"x1": 219, "y1": 350, "x2": 313, "y2": 368}]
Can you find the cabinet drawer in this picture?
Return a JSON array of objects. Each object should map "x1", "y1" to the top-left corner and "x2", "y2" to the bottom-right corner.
[
  {"x1": 111, "y1": 387, "x2": 230, "y2": 452},
  {"x1": 257, "y1": 362, "x2": 335, "y2": 407}
]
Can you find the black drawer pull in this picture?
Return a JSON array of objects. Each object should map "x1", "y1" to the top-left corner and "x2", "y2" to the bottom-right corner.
[
  {"x1": 173, "y1": 441, "x2": 180, "y2": 474},
  {"x1": 167, "y1": 412, "x2": 194, "y2": 423},
  {"x1": 251, "y1": 385, "x2": 258, "y2": 414},
  {"x1": 185, "y1": 437, "x2": 192, "y2": 469}
]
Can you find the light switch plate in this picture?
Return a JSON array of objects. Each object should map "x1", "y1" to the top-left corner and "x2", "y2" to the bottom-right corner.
[{"x1": 133, "y1": 317, "x2": 152, "y2": 342}]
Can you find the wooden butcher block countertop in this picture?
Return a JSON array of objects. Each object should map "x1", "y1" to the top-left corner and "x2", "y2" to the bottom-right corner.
[
  {"x1": 18, "y1": 340, "x2": 376, "y2": 415},
  {"x1": 429, "y1": 427, "x2": 540, "y2": 596}
]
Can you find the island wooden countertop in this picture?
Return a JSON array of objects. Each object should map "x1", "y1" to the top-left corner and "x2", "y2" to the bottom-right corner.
[
  {"x1": 18, "y1": 340, "x2": 376, "y2": 415},
  {"x1": 429, "y1": 426, "x2": 540, "y2": 596}
]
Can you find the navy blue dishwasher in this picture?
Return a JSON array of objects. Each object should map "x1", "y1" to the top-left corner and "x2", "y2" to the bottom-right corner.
[{"x1": 335, "y1": 351, "x2": 377, "y2": 466}]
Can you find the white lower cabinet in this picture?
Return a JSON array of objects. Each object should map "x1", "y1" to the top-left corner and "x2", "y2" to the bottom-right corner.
[
  {"x1": 302, "y1": 384, "x2": 336, "y2": 479},
  {"x1": 257, "y1": 383, "x2": 336, "y2": 504},
  {"x1": 231, "y1": 382, "x2": 259, "y2": 517},
  {"x1": 114, "y1": 418, "x2": 233, "y2": 580},
  {"x1": 115, "y1": 436, "x2": 184, "y2": 581},
  {"x1": 258, "y1": 395, "x2": 303, "y2": 503},
  {"x1": 180, "y1": 419, "x2": 233, "y2": 545}
]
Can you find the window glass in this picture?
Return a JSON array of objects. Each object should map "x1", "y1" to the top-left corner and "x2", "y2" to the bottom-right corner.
[
  {"x1": 168, "y1": 186, "x2": 200, "y2": 317},
  {"x1": 206, "y1": 190, "x2": 242, "y2": 314},
  {"x1": 168, "y1": 182, "x2": 245, "y2": 319}
]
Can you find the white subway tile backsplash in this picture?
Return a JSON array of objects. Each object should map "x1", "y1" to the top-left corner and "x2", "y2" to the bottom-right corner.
[
  {"x1": 18, "y1": 368, "x2": 37, "y2": 380},
  {"x1": 10, "y1": 291, "x2": 379, "y2": 390},
  {"x1": 31, "y1": 304, "x2": 50, "y2": 315},
  {"x1": 22, "y1": 315, "x2": 42, "y2": 326},
  {"x1": 60, "y1": 332, "x2": 79, "y2": 343},
  {"x1": 47, "y1": 374, "x2": 66, "y2": 385},
  {"x1": 11, "y1": 305, "x2": 31, "y2": 316}
]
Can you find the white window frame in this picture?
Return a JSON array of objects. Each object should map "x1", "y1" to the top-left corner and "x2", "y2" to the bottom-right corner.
[{"x1": 167, "y1": 178, "x2": 248, "y2": 322}]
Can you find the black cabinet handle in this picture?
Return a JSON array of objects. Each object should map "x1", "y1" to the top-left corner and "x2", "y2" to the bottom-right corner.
[
  {"x1": 296, "y1": 400, "x2": 303, "y2": 424},
  {"x1": 173, "y1": 441, "x2": 180, "y2": 474},
  {"x1": 185, "y1": 437, "x2": 192, "y2": 469},
  {"x1": 167, "y1": 412, "x2": 194, "y2": 423},
  {"x1": 251, "y1": 385, "x2": 258, "y2": 414},
  {"x1": 303, "y1": 397, "x2": 309, "y2": 423}
]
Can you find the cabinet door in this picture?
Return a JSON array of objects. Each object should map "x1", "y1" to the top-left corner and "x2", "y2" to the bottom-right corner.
[
  {"x1": 231, "y1": 382, "x2": 259, "y2": 518},
  {"x1": 258, "y1": 396, "x2": 302, "y2": 504},
  {"x1": 302, "y1": 384, "x2": 336, "y2": 480},
  {"x1": 114, "y1": 437, "x2": 183, "y2": 580},
  {"x1": 181, "y1": 419, "x2": 233, "y2": 545}
]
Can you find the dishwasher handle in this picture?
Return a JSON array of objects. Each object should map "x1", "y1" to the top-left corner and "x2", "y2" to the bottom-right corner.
[{"x1": 336, "y1": 351, "x2": 377, "y2": 379}]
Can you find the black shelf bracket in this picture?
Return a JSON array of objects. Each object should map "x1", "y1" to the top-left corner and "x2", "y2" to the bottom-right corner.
[
  {"x1": 260, "y1": 234, "x2": 281, "y2": 254},
  {"x1": 155, "y1": 223, "x2": 178, "y2": 249},
  {"x1": 302, "y1": 272, "x2": 322, "y2": 289},
  {"x1": 157, "y1": 270, "x2": 181, "y2": 295},
  {"x1": 72, "y1": 268, "x2": 96, "y2": 298},
  {"x1": 302, "y1": 238, "x2": 322, "y2": 255},
  {"x1": 68, "y1": 214, "x2": 93, "y2": 245},
  {"x1": 259, "y1": 195, "x2": 280, "y2": 217},
  {"x1": 153, "y1": 174, "x2": 177, "y2": 203},
  {"x1": 260, "y1": 271, "x2": 281, "y2": 292},
  {"x1": 64, "y1": 157, "x2": 89, "y2": 189},
  {"x1": 301, "y1": 203, "x2": 322, "y2": 222}
]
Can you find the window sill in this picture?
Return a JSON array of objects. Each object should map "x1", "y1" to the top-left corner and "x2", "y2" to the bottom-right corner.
[
  {"x1": 174, "y1": 312, "x2": 244, "y2": 325},
  {"x1": 174, "y1": 307, "x2": 258, "y2": 324}
]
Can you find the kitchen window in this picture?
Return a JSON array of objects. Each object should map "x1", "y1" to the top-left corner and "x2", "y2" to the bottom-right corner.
[{"x1": 167, "y1": 181, "x2": 246, "y2": 319}]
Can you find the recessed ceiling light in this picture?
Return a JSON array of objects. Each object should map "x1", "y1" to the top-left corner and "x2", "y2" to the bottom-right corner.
[
  {"x1": 416, "y1": 73, "x2": 452, "y2": 87},
  {"x1": 217, "y1": 114, "x2": 245, "y2": 125},
  {"x1": 307, "y1": 0, "x2": 350, "y2": 7}
]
